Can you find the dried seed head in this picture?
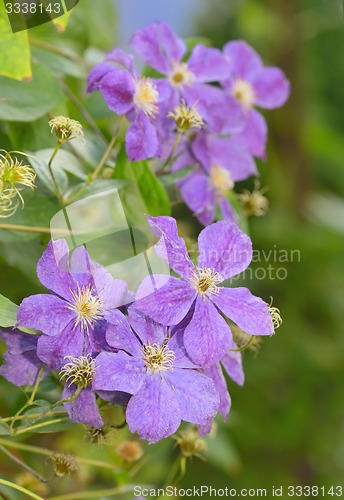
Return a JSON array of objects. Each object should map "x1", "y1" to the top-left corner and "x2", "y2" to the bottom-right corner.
[
  {"x1": 60, "y1": 354, "x2": 97, "y2": 388},
  {"x1": 117, "y1": 440, "x2": 144, "y2": 462},
  {"x1": 168, "y1": 99, "x2": 204, "y2": 132},
  {"x1": 85, "y1": 426, "x2": 117, "y2": 446},
  {"x1": 238, "y1": 183, "x2": 269, "y2": 217},
  {"x1": 49, "y1": 116, "x2": 85, "y2": 144},
  {"x1": 174, "y1": 428, "x2": 207, "y2": 459},
  {"x1": 49, "y1": 453, "x2": 79, "y2": 477}
]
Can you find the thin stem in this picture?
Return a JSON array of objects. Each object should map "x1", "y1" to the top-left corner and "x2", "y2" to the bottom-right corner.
[
  {"x1": 48, "y1": 142, "x2": 64, "y2": 202},
  {"x1": 231, "y1": 335, "x2": 256, "y2": 352},
  {"x1": 0, "y1": 444, "x2": 53, "y2": 483},
  {"x1": 159, "y1": 131, "x2": 182, "y2": 174},
  {"x1": 0, "y1": 478, "x2": 45, "y2": 500},
  {"x1": 10, "y1": 365, "x2": 46, "y2": 430},
  {"x1": 30, "y1": 38, "x2": 89, "y2": 68},
  {"x1": 14, "y1": 418, "x2": 68, "y2": 436},
  {"x1": 1, "y1": 410, "x2": 66, "y2": 423}
]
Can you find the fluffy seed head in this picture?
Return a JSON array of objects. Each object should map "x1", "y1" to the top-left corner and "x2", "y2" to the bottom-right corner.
[
  {"x1": 49, "y1": 453, "x2": 79, "y2": 477},
  {"x1": 133, "y1": 77, "x2": 159, "y2": 118},
  {"x1": 60, "y1": 354, "x2": 97, "y2": 388},
  {"x1": 238, "y1": 183, "x2": 269, "y2": 217},
  {"x1": 49, "y1": 116, "x2": 85, "y2": 144},
  {"x1": 190, "y1": 266, "x2": 223, "y2": 298},
  {"x1": 232, "y1": 79, "x2": 256, "y2": 108},
  {"x1": 168, "y1": 99, "x2": 204, "y2": 132},
  {"x1": 67, "y1": 284, "x2": 104, "y2": 331},
  {"x1": 117, "y1": 440, "x2": 144, "y2": 462},
  {"x1": 142, "y1": 342, "x2": 175, "y2": 374},
  {"x1": 209, "y1": 165, "x2": 234, "y2": 197},
  {"x1": 169, "y1": 62, "x2": 195, "y2": 89},
  {"x1": 174, "y1": 428, "x2": 207, "y2": 459}
]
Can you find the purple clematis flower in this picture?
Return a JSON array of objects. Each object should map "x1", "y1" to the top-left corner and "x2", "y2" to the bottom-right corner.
[
  {"x1": 173, "y1": 131, "x2": 257, "y2": 225},
  {"x1": 0, "y1": 328, "x2": 48, "y2": 386},
  {"x1": 87, "y1": 48, "x2": 162, "y2": 161},
  {"x1": 131, "y1": 21, "x2": 244, "y2": 134},
  {"x1": 17, "y1": 239, "x2": 129, "y2": 369},
  {"x1": 92, "y1": 309, "x2": 220, "y2": 443},
  {"x1": 133, "y1": 216, "x2": 274, "y2": 367},
  {"x1": 221, "y1": 40, "x2": 290, "y2": 159}
]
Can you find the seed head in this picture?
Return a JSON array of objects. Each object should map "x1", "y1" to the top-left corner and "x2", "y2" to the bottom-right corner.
[
  {"x1": 49, "y1": 116, "x2": 85, "y2": 144},
  {"x1": 60, "y1": 354, "x2": 97, "y2": 388},
  {"x1": 174, "y1": 428, "x2": 207, "y2": 459},
  {"x1": 168, "y1": 99, "x2": 204, "y2": 132},
  {"x1": 117, "y1": 440, "x2": 144, "y2": 462},
  {"x1": 49, "y1": 452, "x2": 79, "y2": 477},
  {"x1": 238, "y1": 183, "x2": 269, "y2": 217}
]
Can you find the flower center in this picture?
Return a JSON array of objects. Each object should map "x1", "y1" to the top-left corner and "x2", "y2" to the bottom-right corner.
[
  {"x1": 142, "y1": 343, "x2": 175, "y2": 374},
  {"x1": 169, "y1": 62, "x2": 195, "y2": 89},
  {"x1": 232, "y1": 79, "x2": 256, "y2": 108},
  {"x1": 209, "y1": 165, "x2": 234, "y2": 196},
  {"x1": 133, "y1": 77, "x2": 159, "y2": 118},
  {"x1": 167, "y1": 99, "x2": 204, "y2": 131},
  {"x1": 67, "y1": 285, "x2": 104, "y2": 331},
  {"x1": 190, "y1": 266, "x2": 223, "y2": 297},
  {"x1": 59, "y1": 355, "x2": 97, "y2": 388}
]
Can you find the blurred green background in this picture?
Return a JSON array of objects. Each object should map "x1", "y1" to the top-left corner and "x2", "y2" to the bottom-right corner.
[{"x1": 1, "y1": 0, "x2": 344, "y2": 497}]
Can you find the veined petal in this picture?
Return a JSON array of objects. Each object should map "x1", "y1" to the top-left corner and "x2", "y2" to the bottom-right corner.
[
  {"x1": 126, "y1": 375, "x2": 182, "y2": 443},
  {"x1": 37, "y1": 239, "x2": 74, "y2": 300},
  {"x1": 167, "y1": 330, "x2": 197, "y2": 369},
  {"x1": 87, "y1": 62, "x2": 115, "y2": 93},
  {"x1": 98, "y1": 69, "x2": 135, "y2": 115},
  {"x1": 92, "y1": 351, "x2": 145, "y2": 394},
  {"x1": 128, "y1": 308, "x2": 166, "y2": 346},
  {"x1": 131, "y1": 21, "x2": 186, "y2": 75},
  {"x1": 63, "y1": 385, "x2": 103, "y2": 429},
  {"x1": 104, "y1": 310, "x2": 142, "y2": 357},
  {"x1": 36, "y1": 324, "x2": 85, "y2": 370},
  {"x1": 213, "y1": 287, "x2": 274, "y2": 335},
  {"x1": 253, "y1": 67, "x2": 290, "y2": 109},
  {"x1": 166, "y1": 368, "x2": 219, "y2": 424},
  {"x1": 184, "y1": 297, "x2": 233, "y2": 367},
  {"x1": 134, "y1": 275, "x2": 196, "y2": 326},
  {"x1": 105, "y1": 48, "x2": 135, "y2": 73},
  {"x1": 188, "y1": 45, "x2": 231, "y2": 82},
  {"x1": 197, "y1": 221, "x2": 252, "y2": 280},
  {"x1": 205, "y1": 363, "x2": 231, "y2": 419},
  {"x1": 126, "y1": 113, "x2": 161, "y2": 161},
  {"x1": 221, "y1": 350, "x2": 244, "y2": 386},
  {"x1": 179, "y1": 169, "x2": 216, "y2": 226},
  {"x1": 147, "y1": 215, "x2": 194, "y2": 279},
  {"x1": 92, "y1": 266, "x2": 129, "y2": 309},
  {"x1": 17, "y1": 294, "x2": 75, "y2": 337}
]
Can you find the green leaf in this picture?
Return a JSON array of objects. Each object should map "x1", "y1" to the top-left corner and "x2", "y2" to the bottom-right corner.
[
  {"x1": 52, "y1": 10, "x2": 72, "y2": 32},
  {"x1": 0, "y1": 419, "x2": 11, "y2": 435},
  {"x1": 160, "y1": 165, "x2": 196, "y2": 186},
  {"x1": 0, "y1": 293, "x2": 18, "y2": 328},
  {"x1": 0, "y1": 5, "x2": 31, "y2": 81},
  {"x1": 0, "y1": 63, "x2": 64, "y2": 122}
]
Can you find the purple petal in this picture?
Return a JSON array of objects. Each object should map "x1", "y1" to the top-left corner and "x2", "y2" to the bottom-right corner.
[
  {"x1": 126, "y1": 375, "x2": 181, "y2": 443},
  {"x1": 147, "y1": 215, "x2": 194, "y2": 279},
  {"x1": 204, "y1": 363, "x2": 231, "y2": 419},
  {"x1": 213, "y1": 287, "x2": 274, "y2": 335},
  {"x1": 197, "y1": 420, "x2": 213, "y2": 437},
  {"x1": 197, "y1": 221, "x2": 252, "y2": 280},
  {"x1": 126, "y1": 113, "x2": 161, "y2": 161},
  {"x1": 36, "y1": 324, "x2": 85, "y2": 370},
  {"x1": 105, "y1": 48, "x2": 135, "y2": 73},
  {"x1": 219, "y1": 197, "x2": 236, "y2": 223},
  {"x1": 37, "y1": 240, "x2": 74, "y2": 300},
  {"x1": 87, "y1": 62, "x2": 115, "y2": 93},
  {"x1": 98, "y1": 69, "x2": 134, "y2": 115},
  {"x1": 17, "y1": 295, "x2": 75, "y2": 336},
  {"x1": 253, "y1": 67, "x2": 290, "y2": 109},
  {"x1": 127, "y1": 308, "x2": 166, "y2": 346},
  {"x1": 63, "y1": 385, "x2": 103, "y2": 429},
  {"x1": 131, "y1": 21, "x2": 186, "y2": 75},
  {"x1": 92, "y1": 266, "x2": 128, "y2": 310},
  {"x1": 223, "y1": 41, "x2": 262, "y2": 81},
  {"x1": 134, "y1": 275, "x2": 196, "y2": 326},
  {"x1": 104, "y1": 310, "x2": 142, "y2": 356},
  {"x1": 206, "y1": 136, "x2": 257, "y2": 181},
  {"x1": 184, "y1": 297, "x2": 233, "y2": 367},
  {"x1": 235, "y1": 109, "x2": 268, "y2": 160},
  {"x1": 96, "y1": 390, "x2": 131, "y2": 406},
  {"x1": 167, "y1": 330, "x2": 197, "y2": 369},
  {"x1": 92, "y1": 351, "x2": 145, "y2": 394},
  {"x1": 69, "y1": 246, "x2": 92, "y2": 274},
  {"x1": 221, "y1": 350, "x2": 244, "y2": 386},
  {"x1": 0, "y1": 328, "x2": 38, "y2": 355},
  {"x1": 179, "y1": 169, "x2": 216, "y2": 226},
  {"x1": 188, "y1": 45, "x2": 230, "y2": 82},
  {"x1": 166, "y1": 368, "x2": 219, "y2": 424}
]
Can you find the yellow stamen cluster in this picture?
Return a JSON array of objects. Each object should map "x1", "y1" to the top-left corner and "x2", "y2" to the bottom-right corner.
[
  {"x1": 209, "y1": 165, "x2": 234, "y2": 197},
  {"x1": 0, "y1": 150, "x2": 35, "y2": 218},
  {"x1": 142, "y1": 342, "x2": 175, "y2": 374},
  {"x1": 232, "y1": 79, "x2": 256, "y2": 109},
  {"x1": 238, "y1": 183, "x2": 269, "y2": 217},
  {"x1": 133, "y1": 77, "x2": 159, "y2": 118},
  {"x1": 49, "y1": 116, "x2": 85, "y2": 144},
  {"x1": 59, "y1": 354, "x2": 97, "y2": 388},
  {"x1": 168, "y1": 99, "x2": 204, "y2": 132},
  {"x1": 49, "y1": 452, "x2": 79, "y2": 477},
  {"x1": 173, "y1": 427, "x2": 207, "y2": 459},
  {"x1": 190, "y1": 266, "x2": 223, "y2": 298},
  {"x1": 169, "y1": 62, "x2": 195, "y2": 89},
  {"x1": 269, "y1": 305, "x2": 282, "y2": 330},
  {"x1": 67, "y1": 284, "x2": 104, "y2": 331}
]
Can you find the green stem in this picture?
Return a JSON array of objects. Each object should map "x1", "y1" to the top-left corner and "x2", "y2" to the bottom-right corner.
[
  {"x1": 14, "y1": 418, "x2": 68, "y2": 436},
  {"x1": 30, "y1": 38, "x2": 89, "y2": 68},
  {"x1": 49, "y1": 485, "x2": 132, "y2": 500},
  {"x1": 159, "y1": 130, "x2": 182, "y2": 174},
  {"x1": 231, "y1": 335, "x2": 256, "y2": 352},
  {"x1": 48, "y1": 142, "x2": 64, "y2": 202},
  {"x1": 1, "y1": 410, "x2": 65, "y2": 423},
  {"x1": 0, "y1": 478, "x2": 45, "y2": 500},
  {"x1": 0, "y1": 444, "x2": 52, "y2": 483}
]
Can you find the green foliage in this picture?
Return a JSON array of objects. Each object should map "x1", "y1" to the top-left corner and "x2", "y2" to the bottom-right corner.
[{"x1": 0, "y1": 294, "x2": 17, "y2": 328}]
